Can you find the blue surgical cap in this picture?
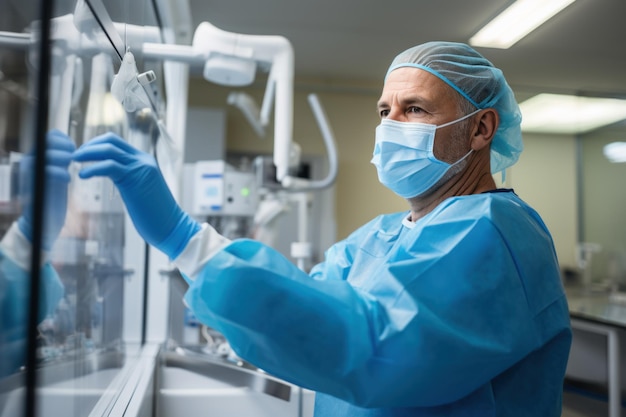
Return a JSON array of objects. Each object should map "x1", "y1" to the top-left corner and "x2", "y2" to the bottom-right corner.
[{"x1": 385, "y1": 41, "x2": 523, "y2": 173}]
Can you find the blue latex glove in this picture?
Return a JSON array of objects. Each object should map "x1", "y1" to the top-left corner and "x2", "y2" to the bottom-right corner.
[
  {"x1": 72, "y1": 132, "x2": 201, "y2": 259},
  {"x1": 18, "y1": 129, "x2": 75, "y2": 250}
]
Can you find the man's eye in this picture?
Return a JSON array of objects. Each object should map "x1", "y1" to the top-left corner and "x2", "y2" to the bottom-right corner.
[
  {"x1": 408, "y1": 106, "x2": 423, "y2": 114},
  {"x1": 379, "y1": 109, "x2": 390, "y2": 118}
]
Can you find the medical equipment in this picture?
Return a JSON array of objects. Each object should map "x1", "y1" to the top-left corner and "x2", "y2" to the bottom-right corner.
[
  {"x1": 1, "y1": 13, "x2": 338, "y2": 194},
  {"x1": 140, "y1": 21, "x2": 338, "y2": 193},
  {"x1": 180, "y1": 160, "x2": 259, "y2": 241},
  {"x1": 181, "y1": 161, "x2": 258, "y2": 218},
  {"x1": 141, "y1": 22, "x2": 295, "y2": 184}
]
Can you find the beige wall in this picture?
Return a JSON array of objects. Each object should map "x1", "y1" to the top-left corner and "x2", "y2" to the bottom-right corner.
[
  {"x1": 187, "y1": 77, "x2": 579, "y2": 268},
  {"x1": 507, "y1": 133, "x2": 578, "y2": 268}
]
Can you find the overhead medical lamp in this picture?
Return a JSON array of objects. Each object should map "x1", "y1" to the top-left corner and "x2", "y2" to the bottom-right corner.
[
  {"x1": 203, "y1": 54, "x2": 256, "y2": 86},
  {"x1": 142, "y1": 21, "x2": 296, "y2": 183}
]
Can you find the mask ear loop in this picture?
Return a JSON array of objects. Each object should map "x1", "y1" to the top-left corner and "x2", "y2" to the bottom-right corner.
[
  {"x1": 435, "y1": 108, "x2": 481, "y2": 167},
  {"x1": 436, "y1": 108, "x2": 482, "y2": 129},
  {"x1": 454, "y1": 108, "x2": 505, "y2": 185}
]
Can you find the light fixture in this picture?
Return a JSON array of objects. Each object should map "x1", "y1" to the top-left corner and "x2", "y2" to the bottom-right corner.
[
  {"x1": 519, "y1": 94, "x2": 626, "y2": 134},
  {"x1": 604, "y1": 142, "x2": 626, "y2": 163},
  {"x1": 469, "y1": 0, "x2": 576, "y2": 49}
]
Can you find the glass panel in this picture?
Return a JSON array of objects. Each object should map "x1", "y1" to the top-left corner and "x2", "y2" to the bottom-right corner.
[
  {"x1": 0, "y1": 2, "x2": 45, "y2": 416},
  {"x1": 581, "y1": 122, "x2": 626, "y2": 291},
  {"x1": 1, "y1": 0, "x2": 165, "y2": 415}
]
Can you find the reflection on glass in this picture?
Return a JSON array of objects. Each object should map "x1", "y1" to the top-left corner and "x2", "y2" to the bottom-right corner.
[
  {"x1": 1, "y1": 0, "x2": 162, "y2": 416},
  {"x1": 0, "y1": 3, "x2": 40, "y2": 416}
]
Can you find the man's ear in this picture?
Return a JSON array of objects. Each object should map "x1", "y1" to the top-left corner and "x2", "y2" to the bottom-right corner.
[{"x1": 470, "y1": 109, "x2": 499, "y2": 151}]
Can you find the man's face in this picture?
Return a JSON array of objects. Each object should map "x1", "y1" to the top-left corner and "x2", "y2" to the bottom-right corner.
[{"x1": 376, "y1": 67, "x2": 471, "y2": 163}]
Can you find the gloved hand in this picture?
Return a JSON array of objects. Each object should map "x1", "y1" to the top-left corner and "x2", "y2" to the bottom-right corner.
[
  {"x1": 72, "y1": 132, "x2": 201, "y2": 259},
  {"x1": 18, "y1": 129, "x2": 75, "y2": 250}
]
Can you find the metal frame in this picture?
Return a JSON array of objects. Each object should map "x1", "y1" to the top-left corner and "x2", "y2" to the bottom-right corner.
[{"x1": 570, "y1": 317, "x2": 622, "y2": 417}]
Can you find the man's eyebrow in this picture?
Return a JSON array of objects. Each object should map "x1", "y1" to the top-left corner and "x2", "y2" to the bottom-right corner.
[{"x1": 377, "y1": 95, "x2": 428, "y2": 110}]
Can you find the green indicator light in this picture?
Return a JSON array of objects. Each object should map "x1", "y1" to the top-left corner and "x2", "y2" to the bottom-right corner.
[{"x1": 241, "y1": 187, "x2": 250, "y2": 197}]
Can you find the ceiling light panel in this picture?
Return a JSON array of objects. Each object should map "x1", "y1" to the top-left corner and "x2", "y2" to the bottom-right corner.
[
  {"x1": 469, "y1": 0, "x2": 576, "y2": 49},
  {"x1": 519, "y1": 94, "x2": 626, "y2": 134}
]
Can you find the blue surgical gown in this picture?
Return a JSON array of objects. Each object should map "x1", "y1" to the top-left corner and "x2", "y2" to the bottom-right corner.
[
  {"x1": 0, "y1": 248, "x2": 64, "y2": 378},
  {"x1": 183, "y1": 190, "x2": 572, "y2": 416}
]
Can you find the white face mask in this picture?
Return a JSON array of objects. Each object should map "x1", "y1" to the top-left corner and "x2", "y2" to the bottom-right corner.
[{"x1": 370, "y1": 110, "x2": 480, "y2": 198}]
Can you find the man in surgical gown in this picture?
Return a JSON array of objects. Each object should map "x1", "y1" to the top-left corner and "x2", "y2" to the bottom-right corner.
[{"x1": 73, "y1": 42, "x2": 572, "y2": 416}]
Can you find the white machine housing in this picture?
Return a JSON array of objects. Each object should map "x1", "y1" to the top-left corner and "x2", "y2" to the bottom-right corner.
[{"x1": 181, "y1": 161, "x2": 259, "y2": 217}]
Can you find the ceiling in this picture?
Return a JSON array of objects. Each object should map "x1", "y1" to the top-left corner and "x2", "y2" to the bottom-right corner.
[
  {"x1": 3, "y1": 0, "x2": 624, "y2": 99},
  {"x1": 186, "y1": 0, "x2": 626, "y2": 98}
]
